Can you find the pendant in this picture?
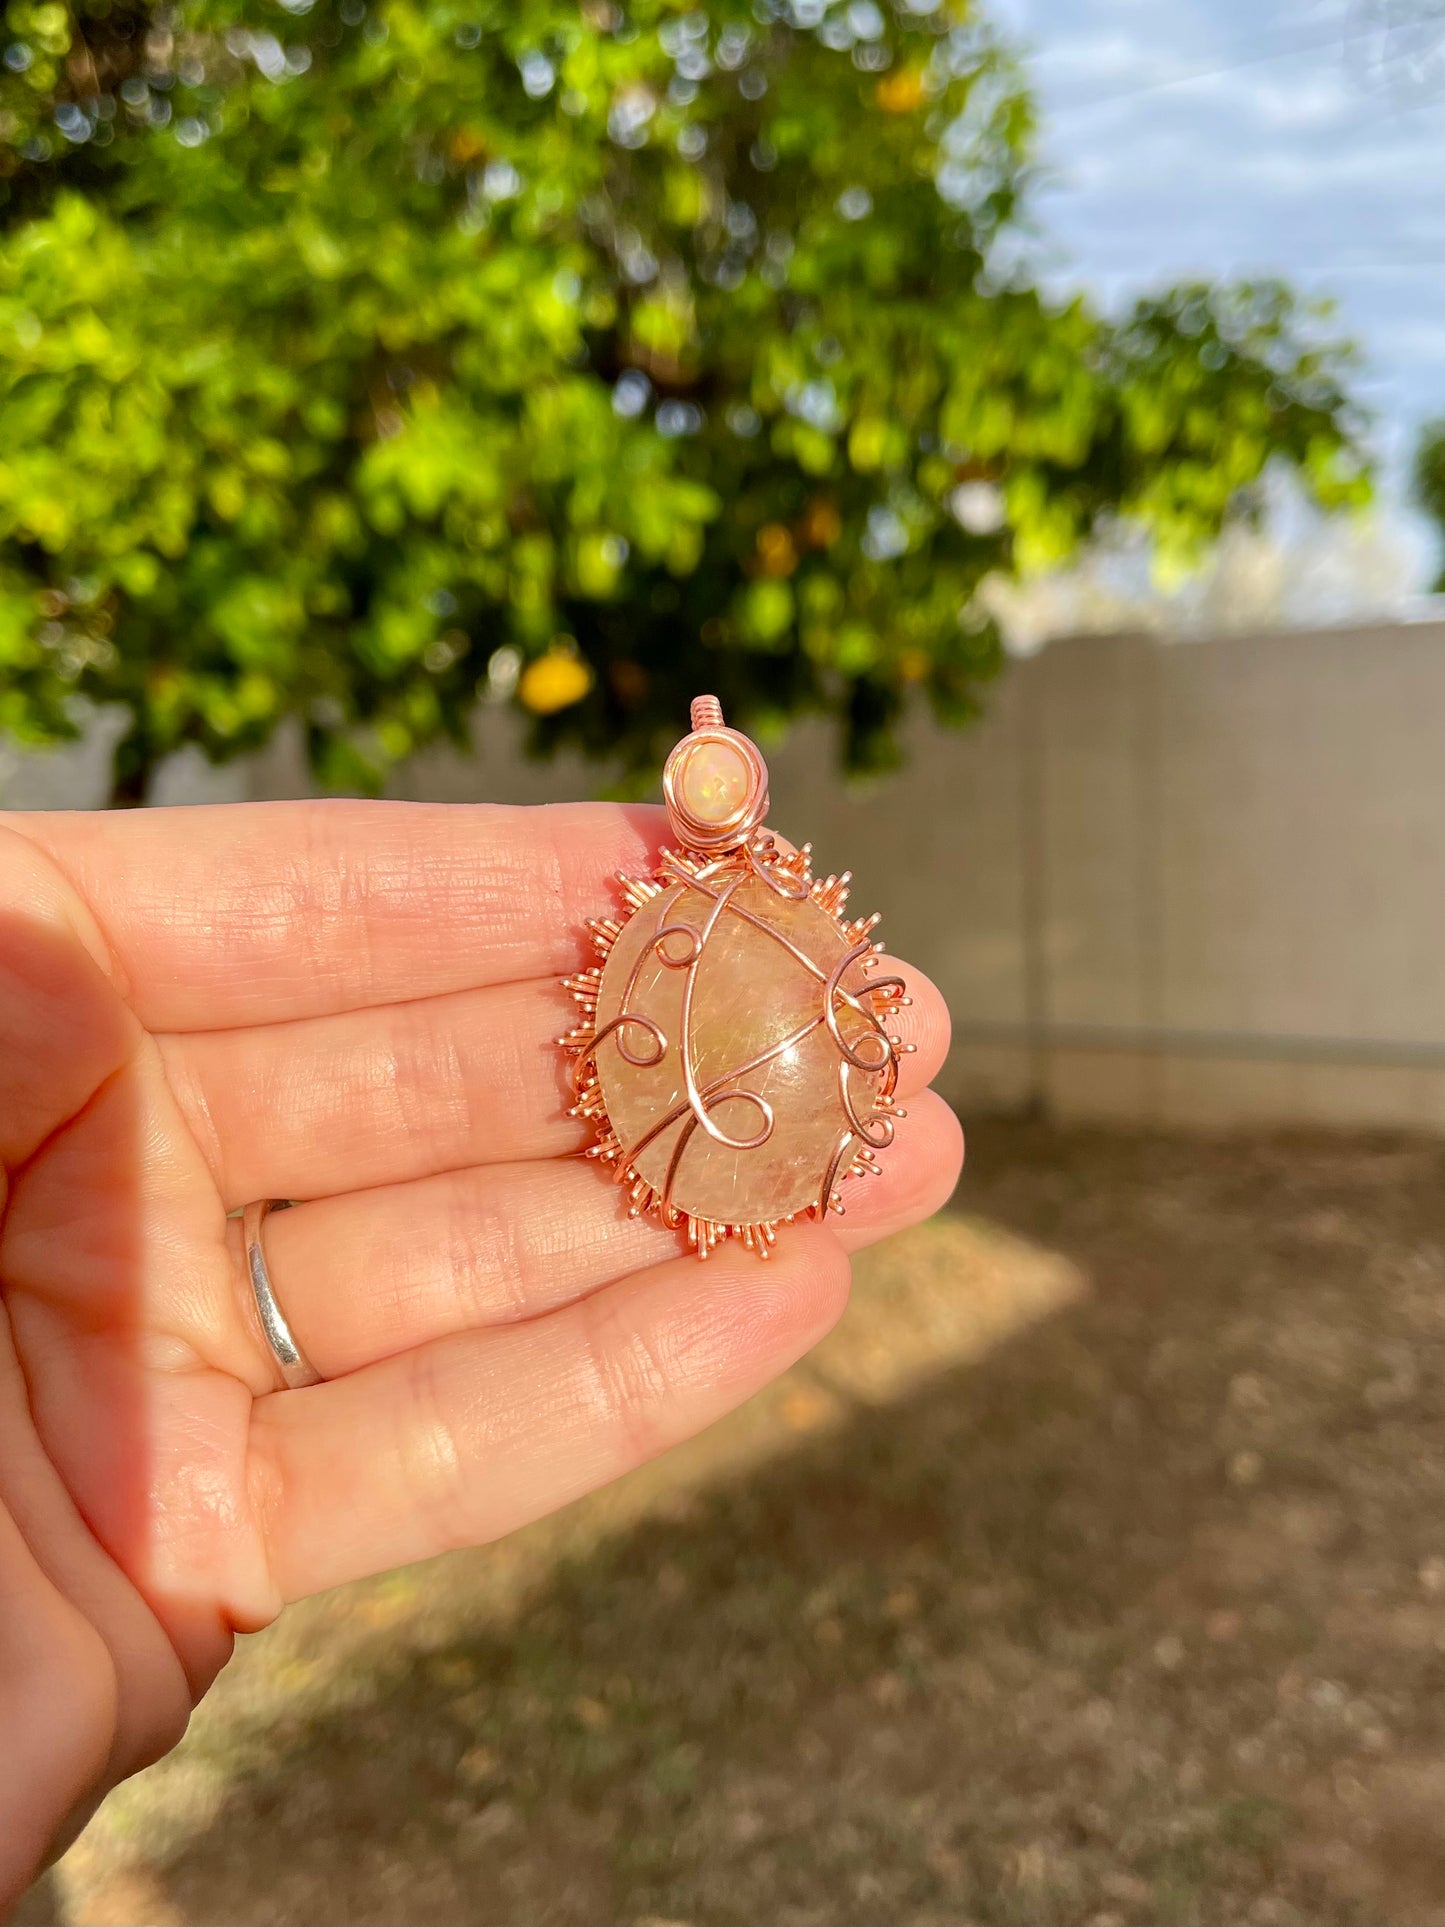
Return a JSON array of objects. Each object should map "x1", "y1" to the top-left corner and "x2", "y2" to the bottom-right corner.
[{"x1": 562, "y1": 696, "x2": 912, "y2": 1258}]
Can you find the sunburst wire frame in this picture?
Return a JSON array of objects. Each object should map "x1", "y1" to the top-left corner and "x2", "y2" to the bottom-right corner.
[{"x1": 560, "y1": 836, "x2": 915, "y2": 1260}]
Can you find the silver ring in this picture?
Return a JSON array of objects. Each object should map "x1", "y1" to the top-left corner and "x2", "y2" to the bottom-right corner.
[{"x1": 242, "y1": 1199, "x2": 323, "y2": 1390}]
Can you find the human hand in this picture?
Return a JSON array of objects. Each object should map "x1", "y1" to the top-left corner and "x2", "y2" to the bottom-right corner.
[{"x1": 0, "y1": 801, "x2": 960, "y2": 1904}]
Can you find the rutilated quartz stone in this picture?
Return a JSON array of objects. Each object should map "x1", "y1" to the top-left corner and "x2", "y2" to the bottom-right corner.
[{"x1": 593, "y1": 872, "x2": 887, "y2": 1225}]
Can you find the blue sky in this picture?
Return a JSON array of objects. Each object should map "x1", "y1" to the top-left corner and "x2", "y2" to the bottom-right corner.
[{"x1": 988, "y1": 0, "x2": 1445, "y2": 578}]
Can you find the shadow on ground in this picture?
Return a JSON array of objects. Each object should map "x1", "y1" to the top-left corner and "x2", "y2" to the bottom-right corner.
[{"x1": 33, "y1": 1123, "x2": 1445, "y2": 1927}]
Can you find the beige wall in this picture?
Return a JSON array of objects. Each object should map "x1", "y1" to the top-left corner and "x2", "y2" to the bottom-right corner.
[
  {"x1": 6, "y1": 619, "x2": 1444, "y2": 1131},
  {"x1": 1030, "y1": 626, "x2": 1445, "y2": 1129}
]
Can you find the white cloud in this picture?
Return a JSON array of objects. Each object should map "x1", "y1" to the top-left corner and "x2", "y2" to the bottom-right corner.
[
  {"x1": 1030, "y1": 30, "x2": 1180, "y2": 87},
  {"x1": 1234, "y1": 70, "x2": 1355, "y2": 127}
]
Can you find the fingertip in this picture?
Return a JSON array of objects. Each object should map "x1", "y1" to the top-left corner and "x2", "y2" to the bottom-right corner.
[
  {"x1": 664, "y1": 1221, "x2": 853, "y2": 1386},
  {"x1": 834, "y1": 1088, "x2": 964, "y2": 1252},
  {"x1": 881, "y1": 957, "x2": 951, "y2": 1094}
]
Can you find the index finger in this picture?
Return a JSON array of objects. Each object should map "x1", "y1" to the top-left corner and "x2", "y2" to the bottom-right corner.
[{"x1": 11, "y1": 800, "x2": 662, "y2": 1032}]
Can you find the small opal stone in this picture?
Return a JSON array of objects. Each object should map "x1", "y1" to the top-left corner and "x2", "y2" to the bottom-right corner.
[
  {"x1": 680, "y1": 740, "x2": 750, "y2": 824},
  {"x1": 594, "y1": 871, "x2": 887, "y2": 1226}
]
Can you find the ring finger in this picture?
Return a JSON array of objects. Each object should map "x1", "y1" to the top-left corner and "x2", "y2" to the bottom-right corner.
[{"x1": 229, "y1": 1089, "x2": 963, "y2": 1384}]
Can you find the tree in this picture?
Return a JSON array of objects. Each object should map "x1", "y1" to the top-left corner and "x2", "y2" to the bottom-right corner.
[
  {"x1": 0, "y1": 0, "x2": 1371, "y2": 803},
  {"x1": 1414, "y1": 420, "x2": 1445, "y2": 592}
]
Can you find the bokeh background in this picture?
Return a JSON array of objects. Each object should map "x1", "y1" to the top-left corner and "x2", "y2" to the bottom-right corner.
[{"x1": 5, "y1": 0, "x2": 1445, "y2": 1922}]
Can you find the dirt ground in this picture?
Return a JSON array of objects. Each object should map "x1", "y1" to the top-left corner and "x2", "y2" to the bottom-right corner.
[{"x1": 16, "y1": 1120, "x2": 1445, "y2": 1927}]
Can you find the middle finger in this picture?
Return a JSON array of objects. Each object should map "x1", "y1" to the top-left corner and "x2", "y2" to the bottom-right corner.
[{"x1": 161, "y1": 962, "x2": 952, "y2": 1207}]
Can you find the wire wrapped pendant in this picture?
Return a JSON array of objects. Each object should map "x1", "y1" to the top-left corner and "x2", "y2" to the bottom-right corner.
[{"x1": 562, "y1": 696, "x2": 911, "y2": 1258}]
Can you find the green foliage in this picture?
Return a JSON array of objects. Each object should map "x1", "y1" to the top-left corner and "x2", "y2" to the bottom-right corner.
[
  {"x1": 0, "y1": 0, "x2": 1371, "y2": 799},
  {"x1": 1413, "y1": 420, "x2": 1445, "y2": 593}
]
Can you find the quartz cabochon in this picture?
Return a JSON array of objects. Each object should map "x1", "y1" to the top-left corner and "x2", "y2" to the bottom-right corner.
[{"x1": 593, "y1": 873, "x2": 885, "y2": 1226}]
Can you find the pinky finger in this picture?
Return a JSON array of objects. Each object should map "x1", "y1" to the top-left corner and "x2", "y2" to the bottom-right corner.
[{"x1": 246, "y1": 1226, "x2": 852, "y2": 1603}]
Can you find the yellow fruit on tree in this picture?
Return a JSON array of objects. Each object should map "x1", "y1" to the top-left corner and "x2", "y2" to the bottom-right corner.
[{"x1": 518, "y1": 649, "x2": 594, "y2": 715}]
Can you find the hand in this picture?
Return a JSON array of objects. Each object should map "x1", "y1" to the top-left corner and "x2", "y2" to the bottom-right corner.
[{"x1": 0, "y1": 801, "x2": 960, "y2": 1904}]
